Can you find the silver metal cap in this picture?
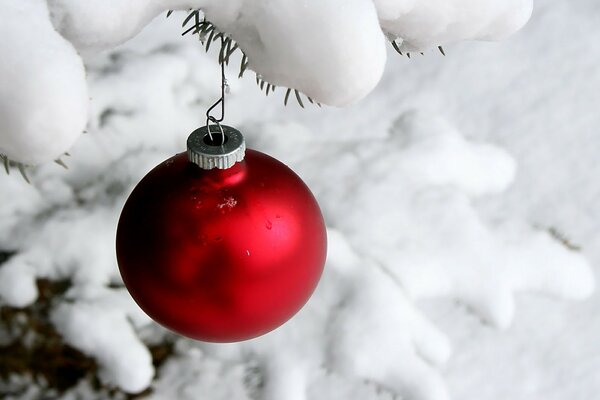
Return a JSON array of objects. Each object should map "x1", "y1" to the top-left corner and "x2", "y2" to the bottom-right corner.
[{"x1": 187, "y1": 125, "x2": 246, "y2": 170}]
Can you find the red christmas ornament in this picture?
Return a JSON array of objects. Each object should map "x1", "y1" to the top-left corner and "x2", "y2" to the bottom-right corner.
[{"x1": 116, "y1": 126, "x2": 327, "y2": 342}]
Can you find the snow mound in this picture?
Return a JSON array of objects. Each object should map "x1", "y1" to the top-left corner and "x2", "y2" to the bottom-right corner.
[
  {"x1": 295, "y1": 110, "x2": 592, "y2": 330},
  {"x1": 149, "y1": 345, "x2": 251, "y2": 400},
  {"x1": 47, "y1": 0, "x2": 207, "y2": 54},
  {"x1": 0, "y1": 208, "x2": 121, "y2": 307},
  {"x1": 44, "y1": 0, "x2": 533, "y2": 107},
  {"x1": 51, "y1": 289, "x2": 153, "y2": 393},
  {"x1": 325, "y1": 231, "x2": 452, "y2": 400},
  {"x1": 0, "y1": 0, "x2": 88, "y2": 165},
  {"x1": 0, "y1": 1, "x2": 536, "y2": 165},
  {"x1": 376, "y1": 0, "x2": 534, "y2": 51},
  {"x1": 202, "y1": 0, "x2": 386, "y2": 106}
]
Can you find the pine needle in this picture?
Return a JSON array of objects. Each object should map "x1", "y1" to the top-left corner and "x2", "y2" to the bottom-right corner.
[
  {"x1": 205, "y1": 30, "x2": 216, "y2": 51},
  {"x1": 548, "y1": 227, "x2": 581, "y2": 251},
  {"x1": 218, "y1": 39, "x2": 226, "y2": 64},
  {"x1": 182, "y1": 10, "x2": 199, "y2": 28},
  {"x1": 224, "y1": 41, "x2": 238, "y2": 65},
  {"x1": 2, "y1": 155, "x2": 9, "y2": 174},
  {"x1": 391, "y1": 40, "x2": 403, "y2": 56},
  {"x1": 54, "y1": 159, "x2": 69, "y2": 170},
  {"x1": 180, "y1": 12, "x2": 324, "y2": 111},
  {"x1": 295, "y1": 90, "x2": 305, "y2": 108},
  {"x1": 199, "y1": 22, "x2": 212, "y2": 36},
  {"x1": 239, "y1": 54, "x2": 248, "y2": 78},
  {"x1": 17, "y1": 164, "x2": 30, "y2": 184},
  {"x1": 181, "y1": 24, "x2": 198, "y2": 37}
]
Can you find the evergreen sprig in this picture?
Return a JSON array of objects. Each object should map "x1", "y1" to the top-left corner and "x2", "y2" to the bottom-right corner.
[
  {"x1": 177, "y1": 9, "x2": 320, "y2": 108},
  {"x1": 1, "y1": 154, "x2": 30, "y2": 183},
  {"x1": 390, "y1": 39, "x2": 446, "y2": 58},
  {"x1": 1, "y1": 153, "x2": 69, "y2": 183},
  {"x1": 2, "y1": 12, "x2": 448, "y2": 182},
  {"x1": 548, "y1": 227, "x2": 581, "y2": 252}
]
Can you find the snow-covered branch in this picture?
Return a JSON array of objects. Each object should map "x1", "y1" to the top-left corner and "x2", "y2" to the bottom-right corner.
[{"x1": 1, "y1": 0, "x2": 533, "y2": 164}]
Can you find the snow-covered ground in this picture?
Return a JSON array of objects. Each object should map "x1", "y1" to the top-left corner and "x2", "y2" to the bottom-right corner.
[{"x1": 1, "y1": 1, "x2": 600, "y2": 399}]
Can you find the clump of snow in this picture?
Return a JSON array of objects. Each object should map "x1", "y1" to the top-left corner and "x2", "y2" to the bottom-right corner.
[
  {"x1": 47, "y1": 0, "x2": 208, "y2": 54},
  {"x1": 149, "y1": 345, "x2": 251, "y2": 400},
  {"x1": 0, "y1": 258, "x2": 38, "y2": 308},
  {"x1": 384, "y1": 112, "x2": 517, "y2": 196},
  {"x1": 0, "y1": 0, "x2": 88, "y2": 165},
  {"x1": 44, "y1": 0, "x2": 534, "y2": 108},
  {"x1": 274, "y1": 111, "x2": 593, "y2": 330},
  {"x1": 51, "y1": 288, "x2": 154, "y2": 393},
  {"x1": 375, "y1": 0, "x2": 534, "y2": 51},
  {"x1": 0, "y1": 208, "x2": 122, "y2": 307},
  {"x1": 325, "y1": 231, "x2": 452, "y2": 400},
  {"x1": 202, "y1": 0, "x2": 386, "y2": 106},
  {"x1": 0, "y1": 0, "x2": 536, "y2": 165},
  {"x1": 48, "y1": 0, "x2": 386, "y2": 107}
]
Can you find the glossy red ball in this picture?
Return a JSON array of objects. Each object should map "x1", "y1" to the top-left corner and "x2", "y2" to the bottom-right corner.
[{"x1": 116, "y1": 150, "x2": 327, "y2": 342}]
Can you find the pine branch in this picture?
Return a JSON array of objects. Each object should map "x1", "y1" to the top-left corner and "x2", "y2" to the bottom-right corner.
[
  {"x1": 180, "y1": 10, "x2": 320, "y2": 109},
  {"x1": 1, "y1": 152, "x2": 71, "y2": 183},
  {"x1": 284, "y1": 88, "x2": 292, "y2": 106},
  {"x1": 17, "y1": 164, "x2": 30, "y2": 183},
  {"x1": 54, "y1": 158, "x2": 69, "y2": 170},
  {"x1": 1, "y1": 154, "x2": 9, "y2": 174},
  {"x1": 391, "y1": 40, "x2": 403, "y2": 56},
  {"x1": 548, "y1": 227, "x2": 581, "y2": 252},
  {"x1": 294, "y1": 90, "x2": 305, "y2": 108},
  {"x1": 1, "y1": 154, "x2": 30, "y2": 183},
  {"x1": 390, "y1": 39, "x2": 447, "y2": 58}
]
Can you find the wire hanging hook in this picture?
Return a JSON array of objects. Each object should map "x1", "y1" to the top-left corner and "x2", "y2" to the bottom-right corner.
[{"x1": 205, "y1": 35, "x2": 227, "y2": 145}]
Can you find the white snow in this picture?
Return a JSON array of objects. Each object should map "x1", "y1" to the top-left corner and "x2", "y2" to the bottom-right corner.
[
  {"x1": 252, "y1": 111, "x2": 593, "y2": 336},
  {"x1": 325, "y1": 231, "x2": 452, "y2": 400},
  {"x1": 51, "y1": 288, "x2": 154, "y2": 393},
  {"x1": 47, "y1": 0, "x2": 209, "y2": 54},
  {"x1": 149, "y1": 345, "x2": 251, "y2": 400},
  {"x1": 0, "y1": 259, "x2": 38, "y2": 308},
  {"x1": 376, "y1": 0, "x2": 534, "y2": 51},
  {"x1": 297, "y1": 111, "x2": 593, "y2": 329},
  {"x1": 1, "y1": 1, "x2": 600, "y2": 400},
  {"x1": 202, "y1": 0, "x2": 387, "y2": 106},
  {"x1": 0, "y1": 0, "x2": 88, "y2": 165},
  {"x1": 0, "y1": 0, "x2": 535, "y2": 164}
]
